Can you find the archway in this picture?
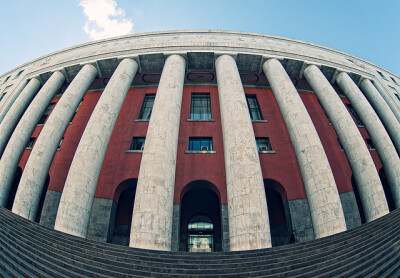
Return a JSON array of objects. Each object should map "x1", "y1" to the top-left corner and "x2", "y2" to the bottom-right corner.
[
  {"x1": 379, "y1": 169, "x2": 396, "y2": 211},
  {"x1": 35, "y1": 174, "x2": 50, "y2": 223},
  {"x1": 351, "y1": 175, "x2": 366, "y2": 224},
  {"x1": 6, "y1": 167, "x2": 22, "y2": 210},
  {"x1": 111, "y1": 179, "x2": 137, "y2": 246},
  {"x1": 264, "y1": 179, "x2": 290, "y2": 246},
  {"x1": 180, "y1": 180, "x2": 222, "y2": 252}
]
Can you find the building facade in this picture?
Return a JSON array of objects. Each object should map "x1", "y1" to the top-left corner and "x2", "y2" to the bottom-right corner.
[{"x1": 0, "y1": 30, "x2": 399, "y2": 252}]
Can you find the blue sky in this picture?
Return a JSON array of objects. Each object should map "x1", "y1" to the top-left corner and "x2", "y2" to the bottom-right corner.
[{"x1": 1, "y1": 0, "x2": 399, "y2": 76}]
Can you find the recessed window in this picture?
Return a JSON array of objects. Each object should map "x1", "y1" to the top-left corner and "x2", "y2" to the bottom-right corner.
[
  {"x1": 0, "y1": 92, "x2": 6, "y2": 102},
  {"x1": 130, "y1": 137, "x2": 145, "y2": 151},
  {"x1": 138, "y1": 94, "x2": 155, "y2": 120},
  {"x1": 2, "y1": 76, "x2": 10, "y2": 84},
  {"x1": 190, "y1": 93, "x2": 211, "y2": 120},
  {"x1": 26, "y1": 138, "x2": 36, "y2": 149},
  {"x1": 346, "y1": 104, "x2": 363, "y2": 126},
  {"x1": 14, "y1": 70, "x2": 24, "y2": 79},
  {"x1": 395, "y1": 94, "x2": 400, "y2": 102},
  {"x1": 377, "y1": 71, "x2": 385, "y2": 79},
  {"x1": 256, "y1": 138, "x2": 272, "y2": 152},
  {"x1": 390, "y1": 77, "x2": 398, "y2": 85},
  {"x1": 189, "y1": 137, "x2": 213, "y2": 151},
  {"x1": 246, "y1": 95, "x2": 263, "y2": 121},
  {"x1": 366, "y1": 139, "x2": 375, "y2": 150},
  {"x1": 38, "y1": 103, "x2": 55, "y2": 125}
]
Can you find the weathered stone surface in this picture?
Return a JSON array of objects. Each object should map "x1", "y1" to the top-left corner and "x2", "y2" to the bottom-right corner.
[
  {"x1": 339, "y1": 191, "x2": 362, "y2": 230},
  {"x1": 39, "y1": 190, "x2": 62, "y2": 229},
  {"x1": 284, "y1": 199, "x2": 314, "y2": 243},
  {"x1": 87, "y1": 198, "x2": 117, "y2": 242},
  {"x1": 263, "y1": 59, "x2": 347, "y2": 239},
  {"x1": 216, "y1": 54, "x2": 271, "y2": 251},
  {"x1": 130, "y1": 55, "x2": 185, "y2": 251}
]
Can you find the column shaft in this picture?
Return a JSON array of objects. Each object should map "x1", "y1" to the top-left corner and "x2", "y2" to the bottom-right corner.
[
  {"x1": 12, "y1": 64, "x2": 98, "y2": 220},
  {"x1": 263, "y1": 59, "x2": 347, "y2": 238},
  {"x1": 360, "y1": 79, "x2": 400, "y2": 153},
  {"x1": 0, "y1": 72, "x2": 65, "y2": 207},
  {"x1": 215, "y1": 55, "x2": 271, "y2": 251},
  {"x1": 336, "y1": 72, "x2": 400, "y2": 208},
  {"x1": 0, "y1": 79, "x2": 29, "y2": 124},
  {"x1": 372, "y1": 81, "x2": 400, "y2": 123},
  {"x1": 130, "y1": 55, "x2": 185, "y2": 251},
  {"x1": 54, "y1": 58, "x2": 137, "y2": 238},
  {"x1": 304, "y1": 65, "x2": 388, "y2": 221},
  {"x1": 0, "y1": 78, "x2": 41, "y2": 156}
]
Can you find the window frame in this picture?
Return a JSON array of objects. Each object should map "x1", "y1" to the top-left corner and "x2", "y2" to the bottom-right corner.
[
  {"x1": 246, "y1": 95, "x2": 264, "y2": 121},
  {"x1": 127, "y1": 137, "x2": 145, "y2": 152},
  {"x1": 137, "y1": 94, "x2": 156, "y2": 121},
  {"x1": 255, "y1": 137, "x2": 275, "y2": 153},
  {"x1": 186, "y1": 137, "x2": 216, "y2": 154},
  {"x1": 189, "y1": 93, "x2": 212, "y2": 120}
]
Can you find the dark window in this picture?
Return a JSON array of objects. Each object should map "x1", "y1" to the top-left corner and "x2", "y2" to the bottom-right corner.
[
  {"x1": 377, "y1": 71, "x2": 385, "y2": 79},
  {"x1": 2, "y1": 76, "x2": 10, "y2": 84},
  {"x1": 246, "y1": 95, "x2": 263, "y2": 120},
  {"x1": 26, "y1": 138, "x2": 36, "y2": 149},
  {"x1": 38, "y1": 103, "x2": 55, "y2": 125},
  {"x1": 130, "y1": 137, "x2": 145, "y2": 150},
  {"x1": 138, "y1": 94, "x2": 155, "y2": 120},
  {"x1": 0, "y1": 92, "x2": 6, "y2": 102},
  {"x1": 190, "y1": 93, "x2": 211, "y2": 120},
  {"x1": 15, "y1": 70, "x2": 24, "y2": 78},
  {"x1": 366, "y1": 139, "x2": 375, "y2": 150},
  {"x1": 390, "y1": 77, "x2": 398, "y2": 85},
  {"x1": 346, "y1": 104, "x2": 363, "y2": 126},
  {"x1": 256, "y1": 138, "x2": 272, "y2": 151},
  {"x1": 395, "y1": 94, "x2": 400, "y2": 102},
  {"x1": 189, "y1": 137, "x2": 213, "y2": 151}
]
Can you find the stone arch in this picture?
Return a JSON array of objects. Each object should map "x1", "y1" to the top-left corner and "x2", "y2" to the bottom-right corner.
[
  {"x1": 179, "y1": 180, "x2": 223, "y2": 252},
  {"x1": 379, "y1": 168, "x2": 396, "y2": 211},
  {"x1": 6, "y1": 167, "x2": 22, "y2": 210}
]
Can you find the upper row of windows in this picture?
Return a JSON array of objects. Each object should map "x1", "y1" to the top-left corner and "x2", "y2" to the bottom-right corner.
[
  {"x1": 0, "y1": 70, "x2": 24, "y2": 85},
  {"x1": 377, "y1": 70, "x2": 398, "y2": 86},
  {"x1": 138, "y1": 93, "x2": 264, "y2": 121}
]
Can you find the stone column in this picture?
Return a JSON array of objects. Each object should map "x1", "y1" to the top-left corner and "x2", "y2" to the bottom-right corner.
[
  {"x1": 360, "y1": 79, "x2": 400, "y2": 153},
  {"x1": 304, "y1": 65, "x2": 389, "y2": 221},
  {"x1": 0, "y1": 72, "x2": 65, "y2": 207},
  {"x1": 129, "y1": 55, "x2": 185, "y2": 251},
  {"x1": 12, "y1": 64, "x2": 98, "y2": 221},
  {"x1": 336, "y1": 72, "x2": 400, "y2": 208},
  {"x1": 0, "y1": 78, "x2": 41, "y2": 156},
  {"x1": 372, "y1": 81, "x2": 400, "y2": 123},
  {"x1": 216, "y1": 55, "x2": 271, "y2": 251},
  {"x1": 263, "y1": 59, "x2": 347, "y2": 238},
  {"x1": 0, "y1": 79, "x2": 29, "y2": 124},
  {"x1": 54, "y1": 58, "x2": 137, "y2": 238}
]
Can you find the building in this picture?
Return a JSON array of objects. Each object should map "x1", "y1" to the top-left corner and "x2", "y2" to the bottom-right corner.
[{"x1": 0, "y1": 30, "x2": 399, "y2": 253}]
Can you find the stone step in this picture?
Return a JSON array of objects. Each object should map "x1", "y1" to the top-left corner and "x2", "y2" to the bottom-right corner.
[{"x1": 0, "y1": 247, "x2": 40, "y2": 278}]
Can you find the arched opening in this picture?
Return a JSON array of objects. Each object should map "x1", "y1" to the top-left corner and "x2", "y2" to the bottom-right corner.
[
  {"x1": 35, "y1": 174, "x2": 50, "y2": 223},
  {"x1": 6, "y1": 167, "x2": 22, "y2": 210},
  {"x1": 379, "y1": 169, "x2": 396, "y2": 211},
  {"x1": 180, "y1": 180, "x2": 222, "y2": 252},
  {"x1": 351, "y1": 175, "x2": 366, "y2": 224},
  {"x1": 111, "y1": 179, "x2": 137, "y2": 246},
  {"x1": 264, "y1": 179, "x2": 290, "y2": 247}
]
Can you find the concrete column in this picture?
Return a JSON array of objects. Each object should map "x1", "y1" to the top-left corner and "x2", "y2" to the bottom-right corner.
[
  {"x1": 216, "y1": 55, "x2": 271, "y2": 251},
  {"x1": 0, "y1": 78, "x2": 41, "y2": 156},
  {"x1": 54, "y1": 58, "x2": 137, "y2": 238},
  {"x1": 360, "y1": 79, "x2": 400, "y2": 153},
  {"x1": 372, "y1": 81, "x2": 400, "y2": 123},
  {"x1": 0, "y1": 71, "x2": 65, "y2": 207},
  {"x1": 263, "y1": 59, "x2": 347, "y2": 238},
  {"x1": 130, "y1": 55, "x2": 185, "y2": 251},
  {"x1": 0, "y1": 79, "x2": 29, "y2": 124},
  {"x1": 304, "y1": 65, "x2": 389, "y2": 222},
  {"x1": 12, "y1": 64, "x2": 98, "y2": 220},
  {"x1": 336, "y1": 72, "x2": 400, "y2": 208}
]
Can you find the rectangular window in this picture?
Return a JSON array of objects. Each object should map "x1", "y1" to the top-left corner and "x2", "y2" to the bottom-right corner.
[
  {"x1": 256, "y1": 138, "x2": 272, "y2": 151},
  {"x1": 138, "y1": 94, "x2": 155, "y2": 120},
  {"x1": 395, "y1": 94, "x2": 400, "y2": 102},
  {"x1": 26, "y1": 138, "x2": 36, "y2": 149},
  {"x1": 377, "y1": 71, "x2": 385, "y2": 79},
  {"x1": 0, "y1": 92, "x2": 6, "y2": 102},
  {"x1": 346, "y1": 104, "x2": 363, "y2": 126},
  {"x1": 246, "y1": 95, "x2": 263, "y2": 121},
  {"x1": 190, "y1": 93, "x2": 211, "y2": 120},
  {"x1": 2, "y1": 76, "x2": 10, "y2": 84},
  {"x1": 390, "y1": 77, "x2": 398, "y2": 85},
  {"x1": 130, "y1": 137, "x2": 145, "y2": 151},
  {"x1": 366, "y1": 139, "x2": 375, "y2": 150},
  {"x1": 14, "y1": 70, "x2": 24, "y2": 79},
  {"x1": 38, "y1": 103, "x2": 55, "y2": 125},
  {"x1": 189, "y1": 137, "x2": 213, "y2": 151}
]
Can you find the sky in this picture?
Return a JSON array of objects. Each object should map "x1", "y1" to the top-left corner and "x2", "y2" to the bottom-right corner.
[{"x1": 0, "y1": 0, "x2": 399, "y2": 76}]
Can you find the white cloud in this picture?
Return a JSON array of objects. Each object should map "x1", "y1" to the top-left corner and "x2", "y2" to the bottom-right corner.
[{"x1": 79, "y1": 0, "x2": 133, "y2": 40}]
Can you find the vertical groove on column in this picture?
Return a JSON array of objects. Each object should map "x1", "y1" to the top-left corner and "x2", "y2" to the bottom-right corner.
[
  {"x1": 130, "y1": 55, "x2": 185, "y2": 251},
  {"x1": 336, "y1": 72, "x2": 400, "y2": 208},
  {"x1": 216, "y1": 55, "x2": 271, "y2": 251},
  {"x1": 360, "y1": 79, "x2": 400, "y2": 154},
  {"x1": 304, "y1": 65, "x2": 389, "y2": 222},
  {"x1": 263, "y1": 59, "x2": 347, "y2": 238},
  {"x1": 12, "y1": 64, "x2": 98, "y2": 221},
  {"x1": 0, "y1": 78, "x2": 41, "y2": 156},
  {"x1": 0, "y1": 79, "x2": 29, "y2": 124},
  {"x1": 54, "y1": 59, "x2": 137, "y2": 238},
  {"x1": 0, "y1": 72, "x2": 65, "y2": 207}
]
